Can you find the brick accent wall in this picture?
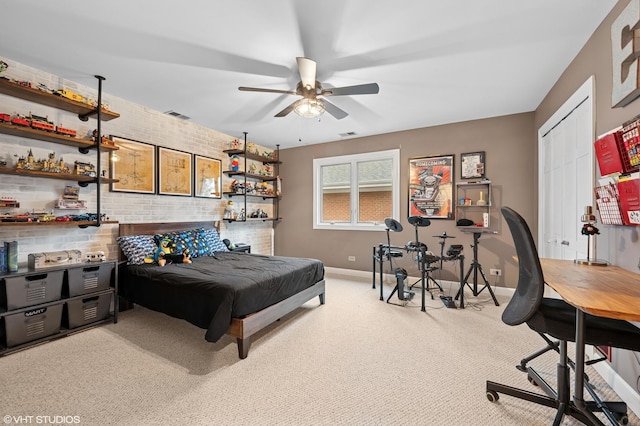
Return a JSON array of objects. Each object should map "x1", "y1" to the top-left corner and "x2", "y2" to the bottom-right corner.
[{"x1": 0, "y1": 59, "x2": 276, "y2": 262}]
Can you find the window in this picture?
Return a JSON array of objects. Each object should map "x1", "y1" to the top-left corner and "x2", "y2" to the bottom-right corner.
[{"x1": 313, "y1": 149, "x2": 400, "y2": 231}]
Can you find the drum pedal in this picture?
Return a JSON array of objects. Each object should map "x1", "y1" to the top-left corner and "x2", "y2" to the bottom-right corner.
[{"x1": 440, "y1": 295, "x2": 457, "y2": 308}]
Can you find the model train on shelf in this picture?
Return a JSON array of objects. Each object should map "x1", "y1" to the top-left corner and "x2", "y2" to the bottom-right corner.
[{"x1": 0, "y1": 112, "x2": 77, "y2": 137}]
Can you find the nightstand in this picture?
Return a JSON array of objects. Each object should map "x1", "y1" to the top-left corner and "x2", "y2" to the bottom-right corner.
[{"x1": 231, "y1": 244, "x2": 251, "y2": 253}]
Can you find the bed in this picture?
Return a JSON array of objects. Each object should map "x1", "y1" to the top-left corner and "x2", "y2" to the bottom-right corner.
[{"x1": 117, "y1": 221, "x2": 325, "y2": 359}]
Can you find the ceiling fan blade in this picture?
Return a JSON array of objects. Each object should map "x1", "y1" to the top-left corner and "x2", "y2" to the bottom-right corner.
[
  {"x1": 322, "y1": 99, "x2": 348, "y2": 120},
  {"x1": 297, "y1": 57, "x2": 317, "y2": 89},
  {"x1": 239, "y1": 86, "x2": 297, "y2": 95},
  {"x1": 321, "y1": 83, "x2": 380, "y2": 96},
  {"x1": 274, "y1": 100, "x2": 299, "y2": 117}
]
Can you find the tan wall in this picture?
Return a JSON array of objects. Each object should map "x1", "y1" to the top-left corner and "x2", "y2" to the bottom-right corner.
[
  {"x1": 534, "y1": 0, "x2": 640, "y2": 273},
  {"x1": 275, "y1": 112, "x2": 536, "y2": 287}
]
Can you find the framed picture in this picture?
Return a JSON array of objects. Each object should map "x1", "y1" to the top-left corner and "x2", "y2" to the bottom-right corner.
[
  {"x1": 460, "y1": 151, "x2": 486, "y2": 179},
  {"x1": 409, "y1": 154, "x2": 454, "y2": 219},
  {"x1": 157, "y1": 147, "x2": 193, "y2": 196},
  {"x1": 109, "y1": 136, "x2": 156, "y2": 194},
  {"x1": 193, "y1": 154, "x2": 222, "y2": 199}
]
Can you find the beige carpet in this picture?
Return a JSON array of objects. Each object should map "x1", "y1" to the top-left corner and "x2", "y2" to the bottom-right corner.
[{"x1": 0, "y1": 274, "x2": 637, "y2": 425}]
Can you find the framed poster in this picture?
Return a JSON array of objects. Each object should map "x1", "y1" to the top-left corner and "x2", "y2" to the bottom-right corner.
[
  {"x1": 194, "y1": 154, "x2": 222, "y2": 198},
  {"x1": 109, "y1": 136, "x2": 156, "y2": 194},
  {"x1": 157, "y1": 147, "x2": 193, "y2": 196},
  {"x1": 460, "y1": 151, "x2": 485, "y2": 179},
  {"x1": 409, "y1": 154, "x2": 454, "y2": 219}
]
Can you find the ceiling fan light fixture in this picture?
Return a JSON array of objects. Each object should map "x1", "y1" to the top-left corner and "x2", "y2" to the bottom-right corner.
[{"x1": 294, "y1": 98, "x2": 325, "y2": 118}]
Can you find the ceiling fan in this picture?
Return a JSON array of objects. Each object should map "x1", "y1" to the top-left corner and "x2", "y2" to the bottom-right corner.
[{"x1": 238, "y1": 57, "x2": 379, "y2": 120}]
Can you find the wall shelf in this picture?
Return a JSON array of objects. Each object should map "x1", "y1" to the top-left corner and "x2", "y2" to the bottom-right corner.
[
  {"x1": 456, "y1": 179, "x2": 492, "y2": 227},
  {"x1": 222, "y1": 132, "x2": 280, "y2": 222},
  {"x1": 0, "y1": 166, "x2": 118, "y2": 184},
  {"x1": 0, "y1": 78, "x2": 120, "y2": 121},
  {"x1": 0, "y1": 122, "x2": 118, "y2": 151},
  {"x1": 0, "y1": 220, "x2": 118, "y2": 227},
  {"x1": 0, "y1": 75, "x2": 118, "y2": 227}
]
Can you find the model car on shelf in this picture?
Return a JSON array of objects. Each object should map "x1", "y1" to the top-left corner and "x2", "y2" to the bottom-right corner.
[
  {"x1": 0, "y1": 213, "x2": 31, "y2": 222},
  {"x1": 0, "y1": 112, "x2": 10, "y2": 122},
  {"x1": 28, "y1": 211, "x2": 56, "y2": 222},
  {"x1": 86, "y1": 212, "x2": 107, "y2": 221}
]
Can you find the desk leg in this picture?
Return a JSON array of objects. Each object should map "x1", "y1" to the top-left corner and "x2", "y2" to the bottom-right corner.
[{"x1": 574, "y1": 310, "x2": 608, "y2": 426}]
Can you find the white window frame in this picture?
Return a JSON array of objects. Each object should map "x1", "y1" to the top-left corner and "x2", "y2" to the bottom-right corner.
[{"x1": 313, "y1": 149, "x2": 400, "y2": 231}]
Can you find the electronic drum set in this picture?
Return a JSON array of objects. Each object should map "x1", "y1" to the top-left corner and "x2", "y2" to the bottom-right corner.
[{"x1": 379, "y1": 216, "x2": 465, "y2": 311}]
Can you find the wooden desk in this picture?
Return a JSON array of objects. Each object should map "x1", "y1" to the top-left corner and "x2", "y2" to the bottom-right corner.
[
  {"x1": 540, "y1": 258, "x2": 640, "y2": 425},
  {"x1": 540, "y1": 259, "x2": 640, "y2": 321}
]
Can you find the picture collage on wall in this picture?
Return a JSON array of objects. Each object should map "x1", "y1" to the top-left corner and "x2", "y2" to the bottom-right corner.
[{"x1": 109, "y1": 135, "x2": 221, "y2": 198}]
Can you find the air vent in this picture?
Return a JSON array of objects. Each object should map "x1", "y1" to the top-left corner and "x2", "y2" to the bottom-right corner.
[
  {"x1": 339, "y1": 131, "x2": 357, "y2": 137},
  {"x1": 164, "y1": 110, "x2": 191, "y2": 120}
]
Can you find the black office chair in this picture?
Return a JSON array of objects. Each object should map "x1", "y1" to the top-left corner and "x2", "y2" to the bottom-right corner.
[{"x1": 486, "y1": 207, "x2": 640, "y2": 425}]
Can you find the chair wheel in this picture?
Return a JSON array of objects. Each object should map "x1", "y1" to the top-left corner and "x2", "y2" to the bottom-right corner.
[
  {"x1": 619, "y1": 415, "x2": 628, "y2": 425},
  {"x1": 527, "y1": 375, "x2": 538, "y2": 387},
  {"x1": 486, "y1": 390, "x2": 499, "y2": 402}
]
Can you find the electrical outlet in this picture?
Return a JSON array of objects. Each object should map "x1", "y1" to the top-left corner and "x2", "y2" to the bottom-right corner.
[
  {"x1": 348, "y1": 256, "x2": 356, "y2": 262},
  {"x1": 490, "y1": 268, "x2": 502, "y2": 276}
]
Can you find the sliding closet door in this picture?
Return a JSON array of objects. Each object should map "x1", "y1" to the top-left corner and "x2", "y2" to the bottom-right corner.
[{"x1": 538, "y1": 78, "x2": 594, "y2": 260}]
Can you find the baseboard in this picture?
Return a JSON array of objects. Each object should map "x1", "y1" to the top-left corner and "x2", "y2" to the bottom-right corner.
[
  {"x1": 586, "y1": 346, "x2": 640, "y2": 417},
  {"x1": 324, "y1": 267, "x2": 372, "y2": 280},
  {"x1": 324, "y1": 267, "x2": 515, "y2": 298}
]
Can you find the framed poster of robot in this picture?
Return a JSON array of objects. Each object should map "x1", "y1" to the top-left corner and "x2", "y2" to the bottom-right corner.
[{"x1": 409, "y1": 154, "x2": 454, "y2": 219}]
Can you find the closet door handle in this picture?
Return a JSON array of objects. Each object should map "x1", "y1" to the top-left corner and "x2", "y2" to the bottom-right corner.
[{"x1": 561, "y1": 240, "x2": 570, "y2": 246}]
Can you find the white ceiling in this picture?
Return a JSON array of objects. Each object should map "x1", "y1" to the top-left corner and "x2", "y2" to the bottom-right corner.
[{"x1": 1, "y1": 0, "x2": 616, "y2": 150}]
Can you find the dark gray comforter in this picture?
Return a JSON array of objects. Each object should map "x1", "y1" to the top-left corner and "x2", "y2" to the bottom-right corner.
[{"x1": 121, "y1": 252, "x2": 325, "y2": 342}]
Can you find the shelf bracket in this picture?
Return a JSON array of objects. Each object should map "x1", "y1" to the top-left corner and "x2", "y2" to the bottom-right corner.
[{"x1": 77, "y1": 109, "x2": 97, "y2": 122}]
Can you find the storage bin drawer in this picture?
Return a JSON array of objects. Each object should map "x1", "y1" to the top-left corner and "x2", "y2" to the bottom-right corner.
[
  {"x1": 1, "y1": 270, "x2": 64, "y2": 310},
  {"x1": 3, "y1": 303, "x2": 63, "y2": 347},
  {"x1": 66, "y1": 263, "x2": 113, "y2": 297},
  {"x1": 65, "y1": 293, "x2": 112, "y2": 329}
]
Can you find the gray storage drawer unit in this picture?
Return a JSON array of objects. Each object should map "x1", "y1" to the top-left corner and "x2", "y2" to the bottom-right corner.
[
  {"x1": 65, "y1": 293, "x2": 112, "y2": 328},
  {"x1": 3, "y1": 303, "x2": 64, "y2": 347},
  {"x1": 1, "y1": 270, "x2": 64, "y2": 310},
  {"x1": 67, "y1": 263, "x2": 113, "y2": 297}
]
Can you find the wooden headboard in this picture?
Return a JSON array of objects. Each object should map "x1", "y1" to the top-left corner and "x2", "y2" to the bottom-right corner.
[{"x1": 118, "y1": 221, "x2": 222, "y2": 261}]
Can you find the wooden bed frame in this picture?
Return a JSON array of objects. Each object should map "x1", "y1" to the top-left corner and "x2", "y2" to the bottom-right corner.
[{"x1": 118, "y1": 221, "x2": 325, "y2": 359}]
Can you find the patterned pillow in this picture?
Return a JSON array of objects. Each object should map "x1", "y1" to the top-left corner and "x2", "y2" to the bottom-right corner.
[
  {"x1": 116, "y1": 235, "x2": 157, "y2": 265},
  {"x1": 201, "y1": 227, "x2": 229, "y2": 252},
  {"x1": 157, "y1": 228, "x2": 212, "y2": 258}
]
